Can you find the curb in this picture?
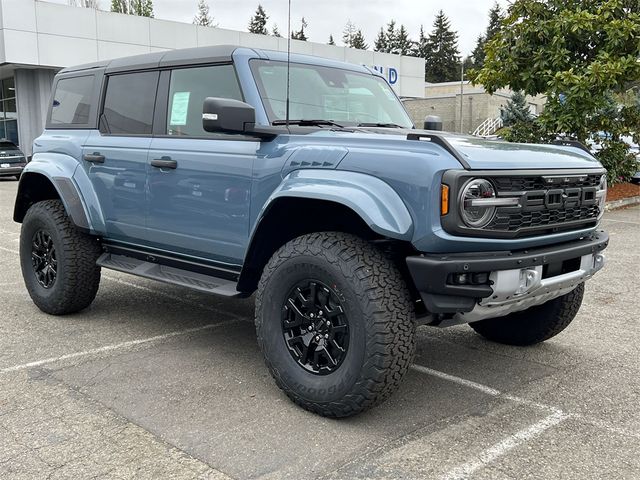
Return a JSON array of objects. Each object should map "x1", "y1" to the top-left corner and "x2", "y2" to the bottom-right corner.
[{"x1": 605, "y1": 196, "x2": 640, "y2": 211}]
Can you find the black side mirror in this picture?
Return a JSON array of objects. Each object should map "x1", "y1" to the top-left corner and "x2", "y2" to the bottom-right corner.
[{"x1": 202, "y1": 97, "x2": 256, "y2": 134}]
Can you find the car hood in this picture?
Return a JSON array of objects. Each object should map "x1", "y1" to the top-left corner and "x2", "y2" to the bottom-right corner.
[{"x1": 326, "y1": 128, "x2": 603, "y2": 171}]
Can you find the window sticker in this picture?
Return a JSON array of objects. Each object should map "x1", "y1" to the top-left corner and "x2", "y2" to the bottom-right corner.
[{"x1": 169, "y1": 91, "x2": 190, "y2": 126}]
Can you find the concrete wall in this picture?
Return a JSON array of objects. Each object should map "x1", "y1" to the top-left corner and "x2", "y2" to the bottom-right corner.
[
  {"x1": 0, "y1": 0, "x2": 425, "y2": 97},
  {"x1": 405, "y1": 82, "x2": 546, "y2": 134}
]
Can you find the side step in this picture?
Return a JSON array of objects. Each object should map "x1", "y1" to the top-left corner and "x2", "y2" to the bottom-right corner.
[{"x1": 97, "y1": 253, "x2": 242, "y2": 297}]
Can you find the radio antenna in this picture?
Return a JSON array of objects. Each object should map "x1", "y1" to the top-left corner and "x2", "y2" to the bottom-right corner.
[{"x1": 285, "y1": 0, "x2": 291, "y2": 129}]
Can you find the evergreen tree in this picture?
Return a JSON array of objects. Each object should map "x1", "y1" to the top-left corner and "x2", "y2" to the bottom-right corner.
[
  {"x1": 384, "y1": 20, "x2": 398, "y2": 53},
  {"x1": 272, "y1": 24, "x2": 282, "y2": 37},
  {"x1": 394, "y1": 25, "x2": 413, "y2": 55},
  {"x1": 291, "y1": 17, "x2": 308, "y2": 41},
  {"x1": 342, "y1": 20, "x2": 356, "y2": 46},
  {"x1": 470, "y1": 3, "x2": 503, "y2": 69},
  {"x1": 500, "y1": 91, "x2": 533, "y2": 127},
  {"x1": 373, "y1": 27, "x2": 387, "y2": 52},
  {"x1": 413, "y1": 25, "x2": 427, "y2": 58},
  {"x1": 248, "y1": 5, "x2": 269, "y2": 35},
  {"x1": 328, "y1": 34, "x2": 336, "y2": 45},
  {"x1": 350, "y1": 30, "x2": 368, "y2": 50},
  {"x1": 193, "y1": 0, "x2": 213, "y2": 26},
  {"x1": 424, "y1": 10, "x2": 460, "y2": 82}
]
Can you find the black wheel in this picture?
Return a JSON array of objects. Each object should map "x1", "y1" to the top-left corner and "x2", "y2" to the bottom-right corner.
[
  {"x1": 255, "y1": 232, "x2": 416, "y2": 418},
  {"x1": 469, "y1": 284, "x2": 584, "y2": 346},
  {"x1": 20, "y1": 200, "x2": 102, "y2": 315}
]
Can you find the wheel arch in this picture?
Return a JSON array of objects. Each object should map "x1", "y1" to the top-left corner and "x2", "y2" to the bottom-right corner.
[
  {"x1": 237, "y1": 171, "x2": 415, "y2": 294},
  {"x1": 14, "y1": 171, "x2": 90, "y2": 232}
]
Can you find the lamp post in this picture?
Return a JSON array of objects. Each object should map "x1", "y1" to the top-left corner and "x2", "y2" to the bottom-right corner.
[{"x1": 459, "y1": 56, "x2": 465, "y2": 134}]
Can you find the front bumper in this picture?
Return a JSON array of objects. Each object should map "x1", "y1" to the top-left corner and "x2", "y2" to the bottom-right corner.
[{"x1": 407, "y1": 230, "x2": 608, "y2": 323}]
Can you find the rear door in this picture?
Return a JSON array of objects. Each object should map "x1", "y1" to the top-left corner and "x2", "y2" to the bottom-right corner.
[
  {"x1": 146, "y1": 64, "x2": 256, "y2": 265},
  {"x1": 82, "y1": 71, "x2": 159, "y2": 243}
]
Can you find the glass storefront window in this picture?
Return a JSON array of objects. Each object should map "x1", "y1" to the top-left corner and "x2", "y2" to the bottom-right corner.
[{"x1": 0, "y1": 77, "x2": 19, "y2": 145}]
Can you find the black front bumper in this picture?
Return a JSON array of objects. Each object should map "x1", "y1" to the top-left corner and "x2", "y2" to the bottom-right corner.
[{"x1": 406, "y1": 230, "x2": 609, "y2": 314}]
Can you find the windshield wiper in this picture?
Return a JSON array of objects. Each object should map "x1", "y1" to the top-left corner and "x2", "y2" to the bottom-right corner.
[
  {"x1": 357, "y1": 122, "x2": 405, "y2": 128},
  {"x1": 272, "y1": 119, "x2": 345, "y2": 128}
]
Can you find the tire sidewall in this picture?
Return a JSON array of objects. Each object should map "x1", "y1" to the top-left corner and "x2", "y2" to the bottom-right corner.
[{"x1": 258, "y1": 254, "x2": 368, "y2": 404}]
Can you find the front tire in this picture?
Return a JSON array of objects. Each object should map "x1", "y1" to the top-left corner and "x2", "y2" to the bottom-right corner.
[
  {"x1": 255, "y1": 232, "x2": 416, "y2": 418},
  {"x1": 20, "y1": 200, "x2": 102, "y2": 315},
  {"x1": 469, "y1": 284, "x2": 584, "y2": 346}
]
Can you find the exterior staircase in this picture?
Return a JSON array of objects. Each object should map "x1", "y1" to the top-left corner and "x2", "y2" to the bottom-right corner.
[{"x1": 473, "y1": 117, "x2": 503, "y2": 137}]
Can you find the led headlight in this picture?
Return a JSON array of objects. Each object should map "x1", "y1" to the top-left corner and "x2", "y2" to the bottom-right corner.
[
  {"x1": 596, "y1": 174, "x2": 607, "y2": 220},
  {"x1": 459, "y1": 178, "x2": 497, "y2": 228}
]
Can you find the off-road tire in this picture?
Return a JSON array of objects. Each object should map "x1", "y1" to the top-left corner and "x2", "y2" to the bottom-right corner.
[
  {"x1": 469, "y1": 283, "x2": 584, "y2": 346},
  {"x1": 20, "y1": 200, "x2": 101, "y2": 315},
  {"x1": 255, "y1": 232, "x2": 416, "y2": 418}
]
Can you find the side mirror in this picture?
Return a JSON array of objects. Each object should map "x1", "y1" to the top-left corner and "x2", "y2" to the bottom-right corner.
[{"x1": 202, "y1": 97, "x2": 256, "y2": 134}]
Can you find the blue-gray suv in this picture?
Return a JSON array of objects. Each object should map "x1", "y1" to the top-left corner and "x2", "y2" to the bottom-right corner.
[{"x1": 14, "y1": 46, "x2": 609, "y2": 417}]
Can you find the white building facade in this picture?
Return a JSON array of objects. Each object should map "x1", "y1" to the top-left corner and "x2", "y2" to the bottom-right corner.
[{"x1": 0, "y1": 0, "x2": 425, "y2": 155}]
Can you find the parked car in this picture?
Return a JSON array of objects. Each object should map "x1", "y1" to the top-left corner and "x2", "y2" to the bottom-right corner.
[
  {"x1": 13, "y1": 46, "x2": 609, "y2": 418},
  {"x1": 0, "y1": 139, "x2": 27, "y2": 179}
]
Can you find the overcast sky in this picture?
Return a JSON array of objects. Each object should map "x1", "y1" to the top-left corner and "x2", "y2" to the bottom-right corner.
[{"x1": 54, "y1": 0, "x2": 506, "y2": 56}]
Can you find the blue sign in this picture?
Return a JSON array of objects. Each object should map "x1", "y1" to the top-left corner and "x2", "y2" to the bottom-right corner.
[{"x1": 371, "y1": 66, "x2": 399, "y2": 85}]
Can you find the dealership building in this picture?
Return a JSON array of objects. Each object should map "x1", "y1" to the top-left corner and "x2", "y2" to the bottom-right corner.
[{"x1": 0, "y1": 0, "x2": 425, "y2": 156}]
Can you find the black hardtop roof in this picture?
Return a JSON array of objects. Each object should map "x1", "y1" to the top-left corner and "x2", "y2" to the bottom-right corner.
[{"x1": 59, "y1": 44, "x2": 242, "y2": 75}]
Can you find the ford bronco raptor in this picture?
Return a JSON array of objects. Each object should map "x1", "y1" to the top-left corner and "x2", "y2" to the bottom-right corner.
[{"x1": 14, "y1": 46, "x2": 608, "y2": 417}]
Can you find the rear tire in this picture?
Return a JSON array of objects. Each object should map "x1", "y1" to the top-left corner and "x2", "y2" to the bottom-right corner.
[
  {"x1": 20, "y1": 200, "x2": 102, "y2": 315},
  {"x1": 469, "y1": 284, "x2": 584, "y2": 346},
  {"x1": 255, "y1": 232, "x2": 416, "y2": 418}
]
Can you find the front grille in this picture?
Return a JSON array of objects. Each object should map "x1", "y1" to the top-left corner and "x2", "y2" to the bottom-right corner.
[
  {"x1": 440, "y1": 169, "x2": 605, "y2": 239},
  {"x1": 493, "y1": 173, "x2": 602, "y2": 192},
  {"x1": 488, "y1": 204, "x2": 600, "y2": 232},
  {"x1": 485, "y1": 173, "x2": 601, "y2": 236}
]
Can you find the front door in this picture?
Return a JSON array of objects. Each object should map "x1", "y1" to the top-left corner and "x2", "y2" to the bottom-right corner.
[
  {"x1": 146, "y1": 64, "x2": 255, "y2": 265},
  {"x1": 82, "y1": 71, "x2": 159, "y2": 243}
]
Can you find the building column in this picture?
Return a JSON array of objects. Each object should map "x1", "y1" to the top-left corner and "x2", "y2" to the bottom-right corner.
[{"x1": 14, "y1": 68, "x2": 58, "y2": 157}]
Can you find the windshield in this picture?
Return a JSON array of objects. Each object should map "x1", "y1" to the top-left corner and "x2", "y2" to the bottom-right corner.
[{"x1": 250, "y1": 60, "x2": 414, "y2": 128}]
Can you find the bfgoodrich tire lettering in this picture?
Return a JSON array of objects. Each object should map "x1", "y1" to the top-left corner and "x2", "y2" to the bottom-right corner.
[
  {"x1": 470, "y1": 283, "x2": 584, "y2": 346},
  {"x1": 255, "y1": 232, "x2": 416, "y2": 418},
  {"x1": 20, "y1": 200, "x2": 102, "y2": 315}
]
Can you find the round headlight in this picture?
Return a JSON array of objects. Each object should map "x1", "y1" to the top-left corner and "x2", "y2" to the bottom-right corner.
[{"x1": 460, "y1": 178, "x2": 497, "y2": 228}]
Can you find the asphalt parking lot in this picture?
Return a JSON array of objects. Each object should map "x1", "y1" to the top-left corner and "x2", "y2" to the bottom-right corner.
[{"x1": 0, "y1": 177, "x2": 639, "y2": 480}]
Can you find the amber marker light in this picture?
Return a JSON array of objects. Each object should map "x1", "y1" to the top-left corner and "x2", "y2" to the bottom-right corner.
[{"x1": 441, "y1": 184, "x2": 450, "y2": 215}]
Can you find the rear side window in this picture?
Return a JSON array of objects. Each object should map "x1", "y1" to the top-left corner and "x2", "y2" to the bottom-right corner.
[
  {"x1": 166, "y1": 64, "x2": 243, "y2": 137},
  {"x1": 50, "y1": 75, "x2": 94, "y2": 125},
  {"x1": 102, "y1": 71, "x2": 159, "y2": 135}
]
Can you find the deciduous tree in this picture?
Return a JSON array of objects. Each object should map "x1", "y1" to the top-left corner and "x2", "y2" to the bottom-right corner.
[{"x1": 470, "y1": 0, "x2": 640, "y2": 182}]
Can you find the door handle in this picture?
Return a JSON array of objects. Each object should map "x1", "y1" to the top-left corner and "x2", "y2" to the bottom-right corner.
[
  {"x1": 150, "y1": 156, "x2": 178, "y2": 169},
  {"x1": 83, "y1": 152, "x2": 105, "y2": 163}
]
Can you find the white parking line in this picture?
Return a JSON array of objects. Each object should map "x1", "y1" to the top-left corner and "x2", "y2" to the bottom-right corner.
[
  {"x1": 442, "y1": 410, "x2": 568, "y2": 480},
  {"x1": 411, "y1": 365, "x2": 501, "y2": 397},
  {"x1": 0, "y1": 319, "x2": 240, "y2": 374}
]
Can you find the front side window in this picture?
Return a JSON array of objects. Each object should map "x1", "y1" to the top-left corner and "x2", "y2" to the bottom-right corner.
[
  {"x1": 102, "y1": 71, "x2": 158, "y2": 135},
  {"x1": 250, "y1": 60, "x2": 414, "y2": 128},
  {"x1": 166, "y1": 64, "x2": 243, "y2": 137},
  {"x1": 50, "y1": 75, "x2": 94, "y2": 125}
]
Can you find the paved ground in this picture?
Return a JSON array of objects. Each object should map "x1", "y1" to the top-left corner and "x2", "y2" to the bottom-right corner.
[{"x1": 0, "y1": 177, "x2": 639, "y2": 480}]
